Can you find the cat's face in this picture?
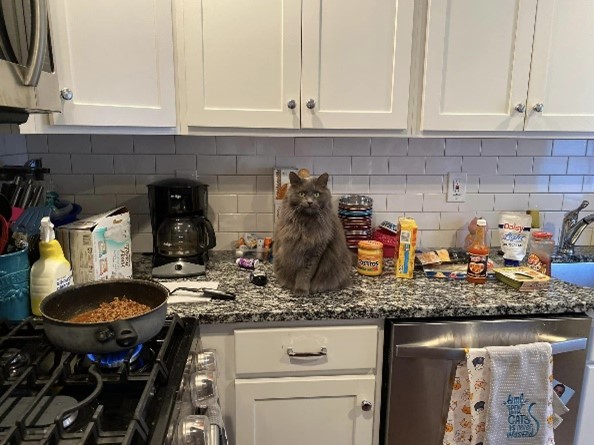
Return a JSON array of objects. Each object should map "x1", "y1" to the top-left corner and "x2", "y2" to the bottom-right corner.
[{"x1": 287, "y1": 172, "x2": 331, "y2": 216}]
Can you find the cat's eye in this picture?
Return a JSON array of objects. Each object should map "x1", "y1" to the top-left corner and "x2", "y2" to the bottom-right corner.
[
  {"x1": 299, "y1": 192, "x2": 306, "y2": 197},
  {"x1": 314, "y1": 192, "x2": 320, "y2": 198}
]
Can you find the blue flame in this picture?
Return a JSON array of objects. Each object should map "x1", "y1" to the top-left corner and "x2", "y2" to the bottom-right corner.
[{"x1": 87, "y1": 344, "x2": 143, "y2": 368}]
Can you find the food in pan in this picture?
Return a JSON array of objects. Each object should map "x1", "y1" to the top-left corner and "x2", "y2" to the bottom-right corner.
[{"x1": 69, "y1": 297, "x2": 151, "y2": 323}]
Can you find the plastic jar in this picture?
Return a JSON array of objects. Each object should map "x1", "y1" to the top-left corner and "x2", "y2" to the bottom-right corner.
[
  {"x1": 357, "y1": 240, "x2": 383, "y2": 276},
  {"x1": 527, "y1": 231, "x2": 554, "y2": 276}
]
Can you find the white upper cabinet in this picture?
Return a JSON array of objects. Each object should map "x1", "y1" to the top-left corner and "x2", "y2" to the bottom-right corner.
[
  {"x1": 525, "y1": 0, "x2": 594, "y2": 132},
  {"x1": 421, "y1": 0, "x2": 537, "y2": 131},
  {"x1": 48, "y1": 0, "x2": 176, "y2": 127},
  {"x1": 181, "y1": 0, "x2": 413, "y2": 130}
]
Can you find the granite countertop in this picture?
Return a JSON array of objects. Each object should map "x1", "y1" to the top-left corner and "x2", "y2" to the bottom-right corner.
[{"x1": 133, "y1": 249, "x2": 594, "y2": 324}]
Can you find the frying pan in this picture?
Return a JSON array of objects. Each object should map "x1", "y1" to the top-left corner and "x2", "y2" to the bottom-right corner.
[{"x1": 40, "y1": 279, "x2": 168, "y2": 354}]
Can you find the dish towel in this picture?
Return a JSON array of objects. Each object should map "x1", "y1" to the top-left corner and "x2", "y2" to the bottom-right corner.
[
  {"x1": 484, "y1": 342, "x2": 554, "y2": 445},
  {"x1": 443, "y1": 348, "x2": 491, "y2": 445}
]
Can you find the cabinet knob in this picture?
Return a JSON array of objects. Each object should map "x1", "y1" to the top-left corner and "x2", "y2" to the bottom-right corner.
[
  {"x1": 361, "y1": 400, "x2": 373, "y2": 412},
  {"x1": 306, "y1": 99, "x2": 316, "y2": 110},
  {"x1": 287, "y1": 99, "x2": 296, "y2": 110},
  {"x1": 514, "y1": 103, "x2": 526, "y2": 113},
  {"x1": 60, "y1": 88, "x2": 73, "y2": 101},
  {"x1": 533, "y1": 103, "x2": 544, "y2": 113}
]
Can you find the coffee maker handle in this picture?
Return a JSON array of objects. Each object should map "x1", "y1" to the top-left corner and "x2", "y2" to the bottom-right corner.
[{"x1": 204, "y1": 217, "x2": 217, "y2": 249}]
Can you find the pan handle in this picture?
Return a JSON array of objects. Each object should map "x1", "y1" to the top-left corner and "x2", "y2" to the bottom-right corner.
[{"x1": 95, "y1": 320, "x2": 138, "y2": 347}]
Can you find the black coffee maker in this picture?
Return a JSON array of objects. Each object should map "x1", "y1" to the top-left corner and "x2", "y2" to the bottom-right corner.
[{"x1": 147, "y1": 178, "x2": 216, "y2": 278}]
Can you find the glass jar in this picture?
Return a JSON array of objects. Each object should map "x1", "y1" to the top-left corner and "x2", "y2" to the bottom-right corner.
[
  {"x1": 357, "y1": 240, "x2": 383, "y2": 276},
  {"x1": 527, "y1": 231, "x2": 554, "y2": 276}
]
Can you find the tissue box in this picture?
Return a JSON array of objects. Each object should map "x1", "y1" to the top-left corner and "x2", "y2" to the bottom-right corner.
[
  {"x1": 56, "y1": 207, "x2": 132, "y2": 284},
  {"x1": 493, "y1": 266, "x2": 551, "y2": 291}
]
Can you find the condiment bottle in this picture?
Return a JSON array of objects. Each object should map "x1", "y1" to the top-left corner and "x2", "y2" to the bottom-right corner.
[
  {"x1": 466, "y1": 219, "x2": 488, "y2": 284},
  {"x1": 357, "y1": 240, "x2": 383, "y2": 276},
  {"x1": 526, "y1": 231, "x2": 554, "y2": 276}
]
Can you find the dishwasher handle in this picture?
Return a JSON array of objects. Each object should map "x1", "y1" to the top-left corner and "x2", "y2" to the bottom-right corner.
[{"x1": 394, "y1": 336, "x2": 588, "y2": 361}]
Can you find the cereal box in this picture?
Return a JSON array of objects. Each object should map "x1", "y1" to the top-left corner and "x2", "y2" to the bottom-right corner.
[{"x1": 395, "y1": 217, "x2": 418, "y2": 278}]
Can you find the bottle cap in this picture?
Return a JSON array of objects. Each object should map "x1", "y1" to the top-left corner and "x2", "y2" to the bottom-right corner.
[
  {"x1": 39, "y1": 216, "x2": 55, "y2": 242},
  {"x1": 358, "y1": 240, "x2": 383, "y2": 249},
  {"x1": 476, "y1": 219, "x2": 487, "y2": 226},
  {"x1": 532, "y1": 231, "x2": 553, "y2": 240}
]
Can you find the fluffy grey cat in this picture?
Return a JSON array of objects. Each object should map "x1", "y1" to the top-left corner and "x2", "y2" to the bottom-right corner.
[{"x1": 273, "y1": 172, "x2": 352, "y2": 296}]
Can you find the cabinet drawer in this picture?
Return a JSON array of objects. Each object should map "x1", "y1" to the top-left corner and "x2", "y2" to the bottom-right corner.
[{"x1": 234, "y1": 326, "x2": 378, "y2": 376}]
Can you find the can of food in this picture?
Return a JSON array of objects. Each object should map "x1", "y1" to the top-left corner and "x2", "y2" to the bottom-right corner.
[
  {"x1": 236, "y1": 258, "x2": 259, "y2": 270},
  {"x1": 357, "y1": 240, "x2": 384, "y2": 276}
]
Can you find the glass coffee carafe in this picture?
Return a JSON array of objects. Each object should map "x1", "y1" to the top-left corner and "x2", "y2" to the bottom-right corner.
[{"x1": 156, "y1": 215, "x2": 215, "y2": 258}]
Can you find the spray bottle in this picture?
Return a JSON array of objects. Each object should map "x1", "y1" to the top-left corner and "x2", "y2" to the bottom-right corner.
[{"x1": 30, "y1": 217, "x2": 73, "y2": 315}]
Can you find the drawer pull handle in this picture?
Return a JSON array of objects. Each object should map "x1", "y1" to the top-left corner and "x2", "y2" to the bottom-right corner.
[{"x1": 287, "y1": 346, "x2": 327, "y2": 357}]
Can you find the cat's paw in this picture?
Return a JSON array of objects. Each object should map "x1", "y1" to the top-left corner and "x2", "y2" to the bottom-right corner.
[{"x1": 293, "y1": 287, "x2": 309, "y2": 297}]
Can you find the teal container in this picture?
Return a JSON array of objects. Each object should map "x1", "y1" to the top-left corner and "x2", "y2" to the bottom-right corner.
[{"x1": 0, "y1": 248, "x2": 31, "y2": 321}]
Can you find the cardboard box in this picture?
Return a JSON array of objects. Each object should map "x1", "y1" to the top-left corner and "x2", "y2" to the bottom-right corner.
[
  {"x1": 395, "y1": 217, "x2": 418, "y2": 278},
  {"x1": 493, "y1": 266, "x2": 551, "y2": 291},
  {"x1": 56, "y1": 207, "x2": 132, "y2": 284},
  {"x1": 273, "y1": 167, "x2": 298, "y2": 222}
]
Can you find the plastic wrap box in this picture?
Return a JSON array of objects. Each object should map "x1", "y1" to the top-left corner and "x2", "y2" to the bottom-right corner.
[{"x1": 56, "y1": 207, "x2": 132, "y2": 284}]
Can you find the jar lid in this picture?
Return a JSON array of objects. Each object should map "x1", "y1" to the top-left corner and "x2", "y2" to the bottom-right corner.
[
  {"x1": 358, "y1": 240, "x2": 383, "y2": 249},
  {"x1": 532, "y1": 231, "x2": 553, "y2": 240}
]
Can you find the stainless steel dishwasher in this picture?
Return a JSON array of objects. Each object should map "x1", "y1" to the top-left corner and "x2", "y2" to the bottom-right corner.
[{"x1": 381, "y1": 315, "x2": 592, "y2": 445}]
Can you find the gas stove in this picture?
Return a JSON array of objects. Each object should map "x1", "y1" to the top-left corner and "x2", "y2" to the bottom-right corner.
[{"x1": 0, "y1": 315, "x2": 198, "y2": 445}]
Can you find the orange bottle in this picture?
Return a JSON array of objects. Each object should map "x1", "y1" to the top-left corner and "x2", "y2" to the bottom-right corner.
[{"x1": 466, "y1": 219, "x2": 489, "y2": 284}]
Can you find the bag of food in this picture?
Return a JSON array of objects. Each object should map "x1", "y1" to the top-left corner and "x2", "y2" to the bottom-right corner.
[{"x1": 498, "y1": 213, "x2": 532, "y2": 266}]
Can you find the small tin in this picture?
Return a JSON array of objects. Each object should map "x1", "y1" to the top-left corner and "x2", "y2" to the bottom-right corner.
[
  {"x1": 250, "y1": 269, "x2": 268, "y2": 286},
  {"x1": 357, "y1": 240, "x2": 384, "y2": 276},
  {"x1": 236, "y1": 258, "x2": 259, "y2": 270}
]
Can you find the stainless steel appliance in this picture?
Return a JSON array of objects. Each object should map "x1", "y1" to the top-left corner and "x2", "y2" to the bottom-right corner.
[
  {"x1": 147, "y1": 178, "x2": 216, "y2": 278},
  {"x1": 0, "y1": 0, "x2": 60, "y2": 124},
  {"x1": 382, "y1": 315, "x2": 592, "y2": 445}
]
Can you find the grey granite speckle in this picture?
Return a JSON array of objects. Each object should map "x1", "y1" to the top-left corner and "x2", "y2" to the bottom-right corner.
[{"x1": 132, "y1": 250, "x2": 594, "y2": 324}]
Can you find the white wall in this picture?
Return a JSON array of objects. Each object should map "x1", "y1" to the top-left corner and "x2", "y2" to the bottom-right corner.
[{"x1": 5, "y1": 135, "x2": 593, "y2": 252}]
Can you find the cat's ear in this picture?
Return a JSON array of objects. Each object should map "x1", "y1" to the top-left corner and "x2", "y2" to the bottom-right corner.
[
  {"x1": 289, "y1": 171, "x2": 302, "y2": 186},
  {"x1": 316, "y1": 173, "x2": 329, "y2": 188}
]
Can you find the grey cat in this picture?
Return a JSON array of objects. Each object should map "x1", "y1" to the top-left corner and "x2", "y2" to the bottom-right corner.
[{"x1": 273, "y1": 172, "x2": 352, "y2": 296}]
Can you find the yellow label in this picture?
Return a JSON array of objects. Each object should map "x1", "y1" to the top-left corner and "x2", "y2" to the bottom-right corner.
[{"x1": 357, "y1": 251, "x2": 383, "y2": 276}]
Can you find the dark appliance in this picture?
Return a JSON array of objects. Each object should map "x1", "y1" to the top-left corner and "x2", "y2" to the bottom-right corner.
[
  {"x1": 147, "y1": 178, "x2": 216, "y2": 278},
  {"x1": 0, "y1": 315, "x2": 199, "y2": 444}
]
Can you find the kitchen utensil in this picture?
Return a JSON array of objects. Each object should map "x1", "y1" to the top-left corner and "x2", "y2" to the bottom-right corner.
[
  {"x1": 0, "y1": 216, "x2": 8, "y2": 254},
  {"x1": 39, "y1": 279, "x2": 168, "y2": 354}
]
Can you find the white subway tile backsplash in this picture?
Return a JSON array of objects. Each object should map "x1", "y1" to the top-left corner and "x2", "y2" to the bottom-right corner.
[
  {"x1": 209, "y1": 195, "x2": 238, "y2": 214},
  {"x1": 407, "y1": 176, "x2": 442, "y2": 193},
  {"x1": 583, "y1": 176, "x2": 594, "y2": 192},
  {"x1": 75, "y1": 194, "x2": 117, "y2": 214},
  {"x1": 567, "y1": 157, "x2": 594, "y2": 175},
  {"x1": 445, "y1": 139, "x2": 481, "y2": 156},
  {"x1": 366, "y1": 194, "x2": 387, "y2": 212},
  {"x1": 528, "y1": 193, "x2": 563, "y2": 211},
  {"x1": 71, "y1": 154, "x2": 114, "y2": 174},
  {"x1": 587, "y1": 140, "x2": 594, "y2": 156},
  {"x1": 532, "y1": 157, "x2": 567, "y2": 175},
  {"x1": 562, "y1": 194, "x2": 588, "y2": 210},
  {"x1": 313, "y1": 156, "x2": 351, "y2": 175},
  {"x1": 134, "y1": 213, "x2": 152, "y2": 233},
  {"x1": 405, "y1": 212, "x2": 440, "y2": 230},
  {"x1": 460, "y1": 194, "x2": 495, "y2": 212},
  {"x1": 425, "y1": 156, "x2": 462, "y2": 174},
  {"x1": 352, "y1": 157, "x2": 389, "y2": 175},
  {"x1": 517, "y1": 139, "x2": 552, "y2": 156},
  {"x1": 408, "y1": 138, "x2": 444, "y2": 156},
  {"x1": 48, "y1": 134, "x2": 91, "y2": 153},
  {"x1": 133, "y1": 135, "x2": 174, "y2": 154},
  {"x1": 423, "y1": 194, "x2": 459, "y2": 212},
  {"x1": 498, "y1": 156, "x2": 532, "y2": 174},
  {"x1": 25, "y1": 135, "x2": 47, "y2": 153},
  {"x1": 0, "y1": 154, "x2": 27, "y2": 164},
  {"x1": 156, "y1": 155, "x2": 197, "y2": 174},
  {"x1": 94, "y1": 175, "x2": 136, "y2": 194},
  {"x1": 467, "y1": 175, "x2": 480, "y2": 193},
  {"x1": 494, "y1": 194, "x2": 529, "y2": 211},
  {"x1": 216, "y1": 136, "x2": 256, "y2": 155},
  {"x1": 387, "y1": 193, "x2": 423, "y2": 211},
  {"x1": 114, "y1": 155, "x2": 155, "y2": 174},
  {"x1": 256, "y1": 137, "x2": 294, "y2": 156},
  {"x1": 552, "y1": 139, "x2": 587, "y2": 156},
  {"x1": 462, "y1": 157, "x2": 498, "y2": 174},
  {"x1": 91, "y1": 135, "x2": 133, "y2": 153},
  {"x1": 369, "y1": 176, "x2": 406, "y2": 193},
  {"x1": 238, "y1": 195, "x2": 272, "y2": 213},
  {"x1": 38, "y1": 154, "x2": 72, "y2": 174},
  {"x1": 195, "y1": 175, "x2": 218, "y2": 190},
  {"x1": 257, "y1": 176, "x2": 274, "y2": 193},
  {"x1": 549, "y1": 176, "x2": 583, "y2": 193},
  {"x1": 389, "y1": 157, "x2": 425, "y2": 175},
  {"x1": 51, "y1": 175, "x2": 94, "y2": 195},
  {"x1": 331, "y1": 176, "x2": 370, "y2": 193},
  {"x1": 214, "y1": 232, "x2": 240, "y2": 250},
  {"x1": 131, "y1": 233, "x2": 153, "y2": 253},
  {"x1": 420, "y1": 230, "x2": 457, "y2": 248},
  {"x1": 295, "y1": 138, "x2": 332, "y2": 156},
  {"x1": 479, "y1": 175, "x2": 514, "y2": 193},
  {"x1": 196, "y1": 155, "x2": 236, "y2": 175},
  {"x1": 218, "y1": 176, "x2": 258, "y2": 193},
  {"x1": 333, "y1": 138, "x2": 371, "y2": 156},
  {"x1": 116, "y1": 194, "x2": 150, "y2": 214},
  {"x1": 134, "y1": 174, "x2": 169, "y2": 193},
  {"x1": 275, "y1": 156, "x2": 314, "y2": 173},
  {"x1": 256, "y1": 213, "x2": 274, "y2": 231},
  {"x1": 175, "y1": 136, "x2": 216, "y2": 155},
  {"x1": 440, "y1": 212, "x2": 474, "y2": 230},
  {"x1": 514, "y1": 176, "x2": 549, "y2": 193},
  {"x1": 481, "y1": 139, "x2": 516, "y2": 156},
  {"x1": 219, "y1": 213, "x2": 258, "y2": 231},
  {"x1": 371, "y1": 138, "x2": 407, "y2": 156},
  {"x1": 237, "y1": 155, "x2": 276, "y2": 175}
]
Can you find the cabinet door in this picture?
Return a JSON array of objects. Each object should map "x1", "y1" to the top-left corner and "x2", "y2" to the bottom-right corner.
[
  {"x1": 49, "y1": 0, "x2": 176, "y2": 127},
  {"x1": 574, "y1": 364, "x2": 594, "y2": 445},
  {"x1": 421, "y1": 0, "x2": 537, "y2": 131},
  {"x1": 236, "y1": 375, "x2": 375, "y2": 445},
  {"x1": 301, "y1": 0, "x2": 413, "y2": 130},
  {"x1": 182, "y1": 0, "x2": 301, "y2": 129},
  {"x1": 525, "y1": 0, "x2": 594, "y2": 131}
]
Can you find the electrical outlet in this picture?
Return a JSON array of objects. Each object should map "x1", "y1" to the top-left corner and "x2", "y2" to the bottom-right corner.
[{"x1": 446, "y1": 172, "x2": 467, "y2": 202}]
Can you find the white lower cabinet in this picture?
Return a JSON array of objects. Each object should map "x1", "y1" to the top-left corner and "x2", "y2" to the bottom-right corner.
[
  {"x1": 574, "y1": 364, "x2": 594, "y2": 444},
  {"x1": 235, "y1": 375, "x2": 375, "y2": 445}
]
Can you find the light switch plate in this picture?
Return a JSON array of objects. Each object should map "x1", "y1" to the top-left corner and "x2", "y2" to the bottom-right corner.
[{"x1": 446, "y1": 172, "x2": 467, "y2": 202}]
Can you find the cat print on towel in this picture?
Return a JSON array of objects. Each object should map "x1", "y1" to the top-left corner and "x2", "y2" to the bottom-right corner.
[{"x1": 503, "y1": 393, "x2": 540, "y2": 438}]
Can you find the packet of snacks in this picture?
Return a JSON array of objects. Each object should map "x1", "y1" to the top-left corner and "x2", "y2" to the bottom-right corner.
[{"x1": 395, "y1": 217, "x2": 417, "y2": 278}]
